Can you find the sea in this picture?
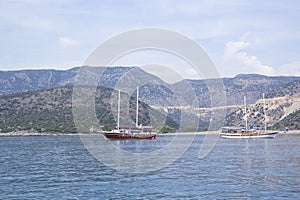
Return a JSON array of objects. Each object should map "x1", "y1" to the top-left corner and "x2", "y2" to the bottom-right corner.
[{"x1": 1, "y1": 133, "x2": 299, "y2": 199}]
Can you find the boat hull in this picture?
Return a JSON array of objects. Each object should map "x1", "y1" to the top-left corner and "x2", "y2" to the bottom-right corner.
[
  {"x1": 102, "y1": 132, "x2": 156, "y2": 140},
  {"x1": 221, "y1": 132, "x2": 278, "y2": 139}
]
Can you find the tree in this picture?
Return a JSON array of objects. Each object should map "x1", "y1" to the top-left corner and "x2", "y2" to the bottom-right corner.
[
  {"x1": 157, "y1": 125, "x2": 176, "y2": 133},
  {"x1": 183, "y1": 126, "x2": 197, "y2": 132}
]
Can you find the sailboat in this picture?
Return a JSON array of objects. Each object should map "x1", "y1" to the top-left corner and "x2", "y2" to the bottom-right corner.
[
  {"x1": 101, "y1": 88, "x2": 156, "y2": 140},
  {"x1": 221, "y1": 94, "x2": 278, "y2": 139}
]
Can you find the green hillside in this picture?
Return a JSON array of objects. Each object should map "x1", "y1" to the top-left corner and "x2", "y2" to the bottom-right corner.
[{"x1": 0, "y1": 86, "x2": 164, "y2": 133}]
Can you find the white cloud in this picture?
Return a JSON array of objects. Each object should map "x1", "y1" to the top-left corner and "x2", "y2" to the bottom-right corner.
[
  {"x1": 276, "y1": 61, "x2": 300, "y2": 76},
  {"x1": 59, "y1": 37, "x2": 79, "y2": 48},
  {"x1": 185, "y1": 68, "x2": 199, "y2": 78},
  {"x1": 0, "y1": 0, "x2": 299, "y2": 73},
  {"x1": 222, "y1": 39, "x2": 275, "y2": 76}
]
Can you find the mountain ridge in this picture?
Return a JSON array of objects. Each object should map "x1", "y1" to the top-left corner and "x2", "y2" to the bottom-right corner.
[
  {"x1": 1, "y1": 67, "x2": 300, "y2": 107},
  {"x1": 0, "y1": 67, "x2": 299, "y2": 133}
]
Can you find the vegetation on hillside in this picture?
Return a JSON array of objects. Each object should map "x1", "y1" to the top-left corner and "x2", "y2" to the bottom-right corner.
[
  {"x1": 0, "y1": 86, "x2": 176, "y2": 133},
  {"x1": 266, "y1": 80, "x2": 300, "y2": 98},
  {"x1": 1, "y1": 67, "x2": 300, "y2": 133},
  {"x1": 225, "y1": 94, "x2": 300, "y2": 130},
  {"x1": 273, "y1": 110, "x2": 300, "y2": 130},
  {"x1": 157, "y1": 125, "x2": 176, "y2": 133},
  {"x1": 1, "y1": 67, "x2": 300, "y2": 108}
]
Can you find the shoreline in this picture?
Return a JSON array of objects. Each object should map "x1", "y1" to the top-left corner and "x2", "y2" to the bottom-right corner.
[
  {"x1": 0, "y1": 130, "x2": 299, "y2": 137},
  {"x1": 0, "y1": 132, "x2": 99, "y2": 137},
  {"x1": 159, "y1": 130, "x2": 300, "y2": 135}
]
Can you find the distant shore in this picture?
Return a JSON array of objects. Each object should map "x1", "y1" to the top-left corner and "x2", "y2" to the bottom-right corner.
[
  {"x1": 0, "y1": 130, "x2": 299, "y2": 137},
  {"x1": 0, "y1": 132, "x2": 99, "y2": 137},
  {"x1": 159, "y1": 130, "x2": 300, "y2": 135}
]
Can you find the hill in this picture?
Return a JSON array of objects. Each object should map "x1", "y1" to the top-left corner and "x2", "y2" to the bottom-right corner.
[
  {"x1": 226, "y1": 74, "x2": 300, "y2": 130},
  {"x1": 1, "y1": 67, "x2": 300, "y2": 108},
  {"x1": 224, "y1": 92, "x2": 300, "y2": 131},
  {"x1": 0, "y1": 68, "x2": 79, "y2": 95},
  {"x1": 0, "y1": 86, "x2": 171, "y2": 133},
  {"x1": 224, "y1": 79, "x2": 300, "y2": 130},
  {"x1": 185, "y1": 74, "x2": 300, "y2": 106},
  {"x1": 1, "y1": 67, "x2": 300, "y2": 132},
  {"x1": 273, "y1": 109, "x2": 300, "y2": 130},
  {"x1": 266, "y1": 80, "x2": 300, "y2": 98}
]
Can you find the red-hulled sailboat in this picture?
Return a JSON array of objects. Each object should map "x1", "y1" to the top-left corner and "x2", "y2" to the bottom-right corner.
[{"x1": 101, "y1": 88, "x2": 156, "y2": 140}]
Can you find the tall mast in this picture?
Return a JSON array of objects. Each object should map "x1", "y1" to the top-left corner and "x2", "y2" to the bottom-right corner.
[
  {"x1": 136, "y1": 87, "x2": 139, "y2": 127},
  {"x1": 263, "y1": 93, "x2": 267, "y2": 132},
  {"x1": 244, "y1": 96, "x2": 248, "y2": 131},
  {"x1": 117, "y1": 89, "x2": 120, "y2": 129}
]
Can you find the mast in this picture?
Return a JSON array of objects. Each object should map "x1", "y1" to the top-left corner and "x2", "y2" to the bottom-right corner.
[
  {"x1": 263, "y1": 93, "x2": 267, "y2": 132},
  {"x1": 117, "y1": 89, "x2": 120, "y2": 129},
  {"x1": 136, "y1": 87, "x2": 139, "y2": 127},
  {"x1": 244, "y1": 96, "x2": 248, "y2": 131}
]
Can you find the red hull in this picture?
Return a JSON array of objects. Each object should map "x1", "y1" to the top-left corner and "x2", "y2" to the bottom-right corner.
[{"x1": 102, "y1": 132, "x2": 156, "y2": 140}]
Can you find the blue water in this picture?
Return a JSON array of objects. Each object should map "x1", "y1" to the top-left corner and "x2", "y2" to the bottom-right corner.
[{"x1": 1, "y1": 134, "x2": 299, "y2": 199}]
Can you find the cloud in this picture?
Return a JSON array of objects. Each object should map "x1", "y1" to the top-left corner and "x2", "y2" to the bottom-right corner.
[
  {"x1": 222, "y1": 39, "x2": 275, "y2": 76},
  {"x1": 0, "y1": 0, "x2": 298, "y2": 74},
  {"x1": 59, "y1": 37, "x2": 79, "y2": 48},
  {"x1": 276, "y1": 61, "x2": 300, "y2": 76}
]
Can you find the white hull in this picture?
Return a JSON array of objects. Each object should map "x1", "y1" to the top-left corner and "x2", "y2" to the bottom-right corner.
[{"x1": 221, "y1": 132, "x2": 278, "y2": 139}]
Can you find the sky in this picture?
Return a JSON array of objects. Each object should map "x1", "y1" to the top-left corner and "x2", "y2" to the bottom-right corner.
[{"x1": 0, "y1": 0, "x2": 299, "y2": 78}]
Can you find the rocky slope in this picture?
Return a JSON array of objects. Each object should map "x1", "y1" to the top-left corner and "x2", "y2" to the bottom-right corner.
[
  {"x1": 224, "y1": 92, "x2": 300, "y2": 131},
  {"x1": 185, "y1": 74, "x2": 300, "y2": 106},
  {"x1": 226, "y1": 73, "x2": 300, "y2": 130},
  {"x1": 0, "y1": 68, "x2": 79, "y2": 95},
  {"x1": 266, "y1": 80, "x2": 300, "y2": 98},
  {"x1": 273, "y1": 109, "x2": 300, "y2": 130},
  {"x1": 1, "y1": 67, "x2": 300, "y2": 108},
  {"x1": 1, "y1": 67, "x2": 300, "y2": 132}
]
